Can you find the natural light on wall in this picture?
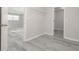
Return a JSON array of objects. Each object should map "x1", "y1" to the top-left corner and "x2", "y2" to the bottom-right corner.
[{"x1": 8, "y1": 14, "x2": 20, "y2": 21}]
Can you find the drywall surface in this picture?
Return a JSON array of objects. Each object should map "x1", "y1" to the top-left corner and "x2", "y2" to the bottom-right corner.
[
  {"x1": 64, "y1": 7, "x2": 79, "y2": 41},
  {"x1": 24, "y1": 7, "x2": 54, "y2": 40},
  {"x1": 26, "y1": 7, "x2": 46, "y2": 39},
  {"x1": 8, "y1": 7, "x2": 24, "y2": 14},
  {"x1": 45, "y1": 7, "x2": 54, "y2": 35},
  {"x1": 54, "y1": 9, "x2": 64, "y2": 30}
]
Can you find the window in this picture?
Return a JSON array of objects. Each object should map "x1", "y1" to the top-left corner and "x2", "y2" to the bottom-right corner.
[{"x1": 8, "y1": 14, "x2": 20, "y2": 21}]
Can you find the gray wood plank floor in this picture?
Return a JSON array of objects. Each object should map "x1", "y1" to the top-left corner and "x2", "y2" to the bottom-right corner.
[{"x1": 8, "y1": 30, "x2": 79, "y2": 51}]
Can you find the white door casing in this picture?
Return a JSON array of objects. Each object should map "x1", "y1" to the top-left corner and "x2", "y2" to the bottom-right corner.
[
  {"x1": 1, "y1": 7, "x2": 8, "y2": 51},
  {"x1": 1, "y1": 7, "x2": 26, "y2": 51}
]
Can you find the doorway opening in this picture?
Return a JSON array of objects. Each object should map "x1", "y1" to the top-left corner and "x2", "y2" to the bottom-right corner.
[
  {"x1": 8, "y1": 7, "x2": 25, "y2": 51},
  {"x1": 54, "y1": 7, "x2": 64, "y2": 39}
]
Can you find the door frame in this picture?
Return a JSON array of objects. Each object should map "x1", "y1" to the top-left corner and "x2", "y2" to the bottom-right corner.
[
  {"x1": 53, "y1": 7, "x2": 64, "y2": 36},
  {"x1": 1, "y1": 7, "x2": 27, "y2": 51},
  {"x1": 0, "y1": 7, "x2": 1, "y2": 51},
  {"x1": 1, "y1": 7, "x2": 8, "y2": 51}
]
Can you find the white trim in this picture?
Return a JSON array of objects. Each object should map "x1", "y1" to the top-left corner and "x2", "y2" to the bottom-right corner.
[
  {"x1": 24, "y1": 33, "x2": 45, "y2": 41},
  {"x1": 24, "y1": 33, "x2": 54, "y2": 42},
  {"x1": 24, "y1": 8, "x2": 27, "y2": 41},
  {"x1": 54, "y1": 28, "x2": 63, "y2": 31},
  {"x1": 1, "y1": 7, "x2": 8, "y2": 51},
  {"x1": 64, "y1": 36, "x2": 79, "y2": 42},
  {"x1": 44, "y1": 33, "x2": 54, "y2": 36}
]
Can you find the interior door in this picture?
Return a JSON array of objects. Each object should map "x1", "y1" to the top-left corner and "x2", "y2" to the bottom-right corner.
[{"x1": 1, "y1": 7, "x2": 8, "y2": 51}]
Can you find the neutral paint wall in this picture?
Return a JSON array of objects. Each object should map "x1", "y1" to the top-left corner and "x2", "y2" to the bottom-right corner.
[
  {"x1": 26, "y1": 7, "x2": 46, "y2": 39},
  {"x1": 25, "y1": 7, "x2": 54, "y2": 40},
  {"x1": 64, "y1": 7, "x2": 79, "y2": 41},
  {"x1": 8, "y1": 7, "x2": 24, "y2": 14},
  {"x1": 54, "y1": 9, "x2": 64, "y2": 30},
  {"x1": 45, "y1": 7, "x2": 54, "y2": 35}
]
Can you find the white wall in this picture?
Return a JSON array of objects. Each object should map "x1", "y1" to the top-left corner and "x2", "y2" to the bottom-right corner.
[
  {"x1": 54, "y1": 9, "x2": 64, "y2": 30},
  {"x1": 26, "y1": 7, "x2": 46, "y2": 39},
  {"x1": 25, "y1": 7, "x2": 54, "y2": 40},
  {"x1": 64, "y1": 7, "x2": 79, "y2": 41},
  {"x1": 45, "y1": 7, "x2": 54, "y2": 35},
  {"x1": 8, "y1": 7, "x2": 24, "y2": 14}
]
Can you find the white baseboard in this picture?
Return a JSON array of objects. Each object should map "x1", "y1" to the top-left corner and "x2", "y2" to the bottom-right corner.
[
  {"x1": 45, "y1": 33, "x2": 54, "y2": 36},
  {"x1": 64, "y1": 36, "x2": 79, "y2": 42},
  {"x1": 24, "y1": 33, "x2": 54, "y2": 42},
  {"x1": 54, "y1": 28, "x2": 63, "y2": 31},
  {"x1": 24, "y1": 33, "x2": 45, "y2": 41}
]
